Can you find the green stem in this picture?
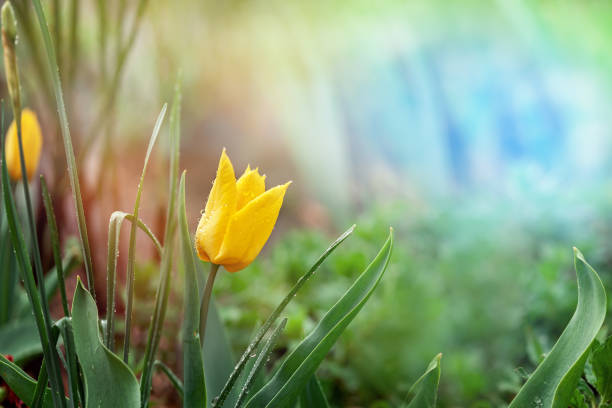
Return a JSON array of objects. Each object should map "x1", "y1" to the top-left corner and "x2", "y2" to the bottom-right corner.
[
  {"x1": 31, "y1": 0, "x2": 96, "y2": 300},
  {"x1": 41, "y1": 175, "x2": 69, "y2": 317},
  {"x1": 199, "y1": 263, "x2": 220, "y2": 348}
]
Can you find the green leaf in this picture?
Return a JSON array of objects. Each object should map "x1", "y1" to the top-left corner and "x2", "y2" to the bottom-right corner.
[
  {"x1": 0, "y1": 354, "x2": 55, "y2": 408},
  {"x1": 124, "y1": 103, "x2": 167, "y2": 363},
  {"x1": 508, "y1": 247, "x2": 607, "y2": 408},
  {"x1": 0, "y1": 319, "x2": 41, "y2": 362},
  {"x1": 213, "y1": 224, "x2": 356, "y2": 408},
  {"x1": 236, "y1": 318, "x2": 288, "y2": 408},
  {"x1": 71, "y1": 278, "x2": 141, "y2": 407},
  {"x1": 403, "y1": 354, "x2": 442, "y2": 408},
  {"x1": 154, "y1": 360, "x2": 184, "y2": 400},
  {"x1": 178, "y1": 172, "x2": 206, "y2": 408},
  {"x1": 592, "y1": 335, "x2": 612, "y2": 402},
  {"x1": 202, "y1": 295, "x2": 235, "y2": 405},
  {"x1": 299, "y1": 375, "x2": 330, "y2": 408},
  {"x1": 244, "y1": 228, "x2": 393, "y2": 408},
  {"x1": 140, "y1": 79, "x2": 182, "y2": 407}
]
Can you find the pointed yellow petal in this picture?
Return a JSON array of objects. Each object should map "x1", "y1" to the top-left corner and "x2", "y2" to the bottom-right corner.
[
  {"x1": 215, "y1": 182, "x2": 291, "y2": 270},
  {"x1": 195, "y1": 149, "x2": 237, "y2": 262},
  {"x1": 5, "y1": 109, "x2": 43, "y2": 181},
  {"x1": 236, "y1": 166, "x2": 266, "y2": 210}
]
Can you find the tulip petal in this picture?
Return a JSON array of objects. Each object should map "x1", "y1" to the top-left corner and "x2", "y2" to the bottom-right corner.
[
  {"x1": 236, "y1": 166, "x2": 266, "y2": 210},
  {"x1": 5, "y1": 109, "x2": 43, "y2": 181},
  {"x1": 216, "y1": 182, "x2": 291, "y2": 271},
  {"x1": 195, "y1": 149, "x2": 237, "y2": 262}
]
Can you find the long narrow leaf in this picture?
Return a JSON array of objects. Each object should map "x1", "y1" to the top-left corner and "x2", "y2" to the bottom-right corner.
[
  {"x1": 178, "y1": 172, "x2": 206, "y2": 407},
  {"x1": 40, "y1": 176, "x2": 69, "y2": 317},
  {"x1": 236, "y1": 318, "x2": 288, "y2": 408},
  {"x1": 245, "y1": 229, "x2": 393, "y2": 407},
  {"x1": 213, "y1": 224, "x2": 356, "y2": 407},
  {"x1": 508, "y1": 248, "x2": 607, "y2": 408},
  {"x1": 124, "y1": 103, "x2": 167, "y2": 362},
  {"x1": 31, "y1": 0, "x2": 95, "y2": 300},
  {"x1": 140, "y1": 78, "x2": 181, "y2": 407}
]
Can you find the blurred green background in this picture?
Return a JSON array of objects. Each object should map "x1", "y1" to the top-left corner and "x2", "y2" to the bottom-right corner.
[{"x1": 8, "y1": 0, "x2": 612, "y2": 406}]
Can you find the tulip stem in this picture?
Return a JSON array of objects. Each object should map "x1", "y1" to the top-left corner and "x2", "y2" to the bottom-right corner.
[{"x1": 199, "y1": 263, "x2": 220, "y2": 348}]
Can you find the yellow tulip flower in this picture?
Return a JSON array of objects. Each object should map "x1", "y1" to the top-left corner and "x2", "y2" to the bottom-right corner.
[
  {"x1": 195, "y1": 149, "x2": 290, "y2": 272},
  {"x1": 5, "y1": 109, "x2": 42, "y2": 181}
]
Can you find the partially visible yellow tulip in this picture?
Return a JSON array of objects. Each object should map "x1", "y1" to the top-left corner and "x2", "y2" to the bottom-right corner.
[
  {"x1": 5, "y1": 109, "x2": 43, "y2": 181},
  {"x1": 195, "y1": 149, "x2": 290, "y2": 272}
]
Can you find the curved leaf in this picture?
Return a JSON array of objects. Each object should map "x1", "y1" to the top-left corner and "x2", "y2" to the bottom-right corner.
[
  {"x1": 404, "y1": 354, "x2": 442, "y2": 408},
  {"x1": 71, "y1": 279, "x2": 140, "y2": 407},
  {"x1": 245, "y1": 228, "x2": 393, "y2": 408},
  {"x1": 509, "y1": 247, "x2": 607, "y2": 408}
]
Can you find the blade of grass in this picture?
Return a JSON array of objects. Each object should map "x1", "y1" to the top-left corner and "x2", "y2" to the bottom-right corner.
[
  {"x1": 178, "y1": 172, "x2": 206, "y2": 407},
  {"x1": 235, "y1": 318, "x2": 288, "y2": 408},
  {"x1": 40, "y1": 175, "x2": 69, "y2": 317},
  {"x1": 123, "y1": 103, "x2": 167, "y2": 362},
  {"x1": 212, "y1": 224, "x2": 356, "y2": 407},
  {"x1": 105, "y1": 210, "x2": 162, "y2": 350},
  {"x1": 31, "y1": 0, "x2": 95, "y2": 300},
  {"x1": 140, "y1": 79, "x2": 181, "y2": 407}
]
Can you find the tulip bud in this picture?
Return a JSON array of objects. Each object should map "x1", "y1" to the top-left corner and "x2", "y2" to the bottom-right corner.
[
  {"x1": 5, "y1": 109, "x2": 43, "y2": 181},
  {"x1": 1, "y1": 1, "x2": 20, "y2": 115}
]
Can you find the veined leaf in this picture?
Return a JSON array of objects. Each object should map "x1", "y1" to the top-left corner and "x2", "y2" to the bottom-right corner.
[
  {"x1": 508, "y1": 248, "x2": 607, "y2": 408},
  {"x1": 244, "y1": 229, "x2": 393, "y2": 408},
  {"x1": 71, "y1": 279, "x2": 140, "y2": 407},
  {"x1": 403, "y1": 354, "x2": 442, "y2": 408},
  {"x1": 178, "y1": 172, "x2": 206, "y2": 408}
]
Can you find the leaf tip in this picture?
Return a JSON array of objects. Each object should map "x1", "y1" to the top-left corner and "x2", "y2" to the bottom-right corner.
[{"x1": 573, "y1": 246, "x2": 586, "y2": 263}]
